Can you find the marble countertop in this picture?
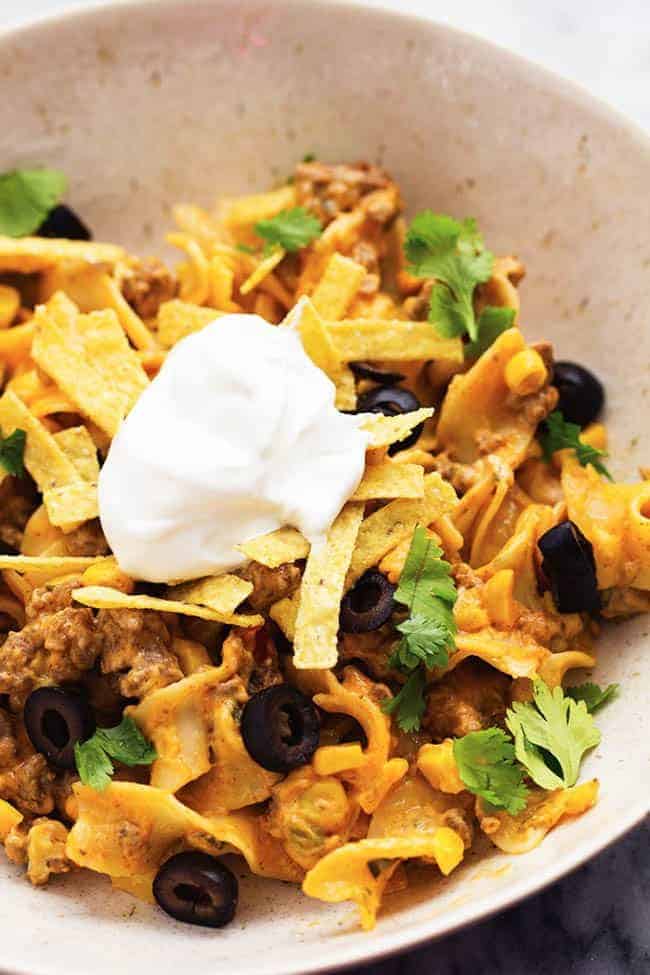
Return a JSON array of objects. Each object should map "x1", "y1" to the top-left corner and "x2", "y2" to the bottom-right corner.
[{"x1": 3, "y1": 2, "x2": 650, "y2": 973}]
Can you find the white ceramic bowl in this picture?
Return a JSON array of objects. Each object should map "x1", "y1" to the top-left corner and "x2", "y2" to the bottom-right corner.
[{"x1": 2, "y1": 2, "x2": 649, "y2": 973}]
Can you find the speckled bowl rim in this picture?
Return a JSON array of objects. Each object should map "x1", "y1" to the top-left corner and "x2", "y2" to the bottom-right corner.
[{"x1": 0, "y1": 2, "x2": 649, "y2": 973}]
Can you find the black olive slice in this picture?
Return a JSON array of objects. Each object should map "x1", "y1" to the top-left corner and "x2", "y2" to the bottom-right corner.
[
  {"x1": 241, "y1": 684, "x2": 320, "y2": 773},
  {"x1": 153, "y1": 851, "x2": 238, "y2": 928},
  {"x1": 553, "y1": 362, "x2": 604, "y2": 428},
  {"x1": 538, "y1": 520, "x2": 600, "y2": 614},
  {"x1": 36, "y1": 204, "x2": 92, "y2": 241},
  {"x1": 340, "y1": 569, "x2": 396, "y2": 633},
  {"x1": 356, "y1": 385, "x2": 423, "y2": 454},
  {"x1": 24, "y1": 686, "x2": 95, "y2": 769}
]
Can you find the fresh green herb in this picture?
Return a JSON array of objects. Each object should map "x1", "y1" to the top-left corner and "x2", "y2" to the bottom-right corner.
[
  {"x1": 453, "y1": 728, "x2": 529, "y2": 815},
  {"x1": 382, "y1": 525, "x2": 457, "y2": 733},
  {"x1": 254, "y1": 207, "x2": 322, "y2": 253},
  {"x1": 505, "y1": 680, "x2": 600, "y2": 790},
  {"x1": 302, "y1": 152, "x2": 316, "y2": 163},
  {"x1": 74, "y1": 716, "x2": 157, "y2": 791},
  {"x1": 540, "y1": 411, "x2": 612, "y2": 480},
  {"x1": 464, "y1": 306, "x2": 516, "y2": 359},
  {"x1": 0, "y1": 168, "x2": 67, "y2": 237},
  {"x1": 0, "y1": 428, "x2": 26, "y2": 477},
  {"x1": 404, "y1": 211, "x2": 502, "y2": 343},
  {"x1": 566, "y1": 682, "x2": 619, "y2": 713},
  {"x1": 382, "y1": 669, "x2": 428, "y2": 734},
  {"x1": 236, "y1": 242, "x2": 257, "y2": 255}
]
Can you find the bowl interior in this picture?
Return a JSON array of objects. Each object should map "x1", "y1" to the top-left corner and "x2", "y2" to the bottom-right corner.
[{"x1": 2, "y1": 2, "x2": 649, "y2": 973}]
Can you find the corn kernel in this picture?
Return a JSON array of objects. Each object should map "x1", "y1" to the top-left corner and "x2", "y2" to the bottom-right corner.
[
  {"x1": 580, "y1": 422, "x2": 607, "y2": 451},
  {"x1": 0, "y1": 285, "x2": 20, "y2": 329},
  {"x1": 417, "y1": 741, "x2": 465, "y2": 794},
  {"x1": 504, "y1": 348, "x2": 548, "y2": 396},
  {"x1": 0, "y1": 798, "x2": 22, "y2": 841},
  {"x1": 313, "y1": 742, "x2": 365, "y2": 776}
]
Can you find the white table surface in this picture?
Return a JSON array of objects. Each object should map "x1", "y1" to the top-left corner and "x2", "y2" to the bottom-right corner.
[
  {"x1": 2, "y1": 3, "x2": 649, "y2": 974},
  {"x1": 6, "y1": 0, "x2": 650, "y2": 133}
]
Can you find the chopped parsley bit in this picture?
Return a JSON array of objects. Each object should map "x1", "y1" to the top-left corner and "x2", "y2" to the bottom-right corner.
[
  {"x1": 453, "y1": 728, "x2": 529, "y2": 815},
  {"x1": 566, "y1": 681, "x2": 619, "y2": 713},
  {"x1": 506, "y1": 680, "x2": 601, "y2": 790},
  {"x1": 302, "y1": 152, "x2": 316, "y2": 163},
  {"x1": 0, "y1": 168, "x2": 67, "y2": 237},
  {"x1": 404, "y1": 211, "x2": 506, "y2": 347},
  {"x1": 254, "y1": 206, "x2": 322, "y2": 253},
  {"x1": 75, "y1": 716, "x2": 157, "y2": 791},
  {"x1": 382, "y1": 525, "x2": 457, "y2": 733},
  {"x1": 236, "y1": 243, "x2": 257, "y2": 255},
  {"x1": 0, "y1": 428, "x2": 26, "y2": 477},
  {"x1": 541, "y1": 410, "x2": 613, "y2": 480},
  {"x1": 464, "y1": 306, "x2": 516, "y2": 359}
]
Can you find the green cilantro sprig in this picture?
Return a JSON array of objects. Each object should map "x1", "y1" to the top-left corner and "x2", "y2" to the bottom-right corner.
[
  {"x1": 75, "y1": 716, "x2": 157, "y2": 791},
  {"x1": 0, "y1": 168, "x2": 67, "y2": 237},
  {"x1": 382, "y1": 526, "x2": 457, "y2": 733},
  {"x1": 506, "y1": 680, "x2": 601, "y2": 790},
  {"x1": 565, "y1": 681, "x2": 619, "y2": 714},
  {"x1": 0, "y1": 428, "x2": 26, "y2": 477},
  {"x1": 541, "y1": 410, "x2": 612, "y2": 480},
  {"x1": 404, "y1": 211, "x2": 510, "y2": 354},
  {"x1": 453, "y1": 728, "x2": 529, "y2": 815},
  {"x1": 254, "y1": 207, "x2": 322, "y2": 254}
]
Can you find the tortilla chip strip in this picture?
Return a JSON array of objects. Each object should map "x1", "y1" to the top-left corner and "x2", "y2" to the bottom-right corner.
[
  {"x1": 240, "y1": 248, "x2": 286, "y2": 296},
  {"x1": 0, "y1": 555, "x2": 108, "y2": 588},
  {"x1": 32, "y1": 292, "x2": 148, "y2": 437},
  {"x1": 224, "y1": 185, "x2": 297, "y2": 229},
  {"x1": 351, "y1": 461, "x2": 424, "y2": 501},
  {"x1": 0, "y1": 322, "x2": 35, "y2": 370},
  {"x1": 53, "y1": 426, "x2": 100, "y2": 483},
  {"x1": 290, "y1": 297, "x2": 356, "y2": 411},
  {"x1": 362, "y1": 408, "x2": 434, "y2": 449},
  {"x1": 168, "y1": 575, "x2": 253, "y2": 615},
  {"x1": 157, "y1": 300, "x2": 223, "y2": 348},
  {"x1": 346, "y1": 473, "x2": 457, "y2": 587},
  {"x1": 236, "y1": 526, "x2": 311, "y2": 568},
  {"x1": 0, "y1": 236, "x2": 124, "y2": 274},
  {"x1": 326, "y1": 320, "x2": 463, "y2": 363},
  {"x1": 269, "y1": 591, "x2": 300, "y2": 642},
  {"x1": 311, "y1": 254, "x2": 366, "y2": 321},
  {"x1": 293, "y1": 501, "x2": 364, "y2": 670},
  {"x1": 0, "y1": 390, "x2": 98, "y2": 529},
  {"x1": 72, "y1": 586, "x2": 264, "y2": 627}
]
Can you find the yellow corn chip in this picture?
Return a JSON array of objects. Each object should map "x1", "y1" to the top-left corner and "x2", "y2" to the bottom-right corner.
[
  {"x1": 351, "y1": 461, "x2": 424, "y2": 501},
  {"x1": 0, "y1": 390, "x2": 98, "y2": 529},
  {"x1": 236, "y1": 526, "x2": 310, "y2": 568},
  {"x1": 269, "y1": 590, "x2": 300, "y2": 642},
  {"x1": 156, "y1": 300, "x2": 223, "y2": 348},
  {"x1": 311, "y1": 254, "x2": 366, "y2": 320},
  {"x1": 168, "y1": 574, "x2": 253, "y2": 615},
  {"x1": 288, "y1": 297, "x2": 356, "y2": 410},
  {"x1": 240, "y1": 247, "x2": 286, "y2": 295},
  {"x1": 208, "y1": 256, "x2": 239, "y2": 311},
  {"x1": 346, "y1": 473, "x2": 456, "y2": 586},
  {"x1": 32, "y1": 293, "x2": 148, "y2": 437},
  {"x1": 293, "y1": 501, "x2": 364, "y2": 669},
  {"x1": 0, "y1": 555, "x2": 107, "y2": 587},
  {"x1": 0, "y1": 322, "x2": 35, "y2": 370},
  {"x1": 224, "y1": 185, "x2": 297, "y2": 229},
  {"x1": 326, "y1": 320, "x2": 463, "y2": 362},
  {"x1": 40, "y1": 265, "x2": 155, "y2": 350},
  {"x1": 72, "y1": 586, "x2": 263, "y2": 627},
  {"x1": 0, "y1": 236, "x2": 124, "y2": 274},
  {"x1": 362, "y1": 408, "x2": 434, "y2": 449},
  {"x1": 53, "y1": 426, "x2": 100, "y2": 483}
]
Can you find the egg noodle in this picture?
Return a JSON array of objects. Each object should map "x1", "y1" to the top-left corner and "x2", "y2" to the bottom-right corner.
[{"x1": 0, "y1": 158, "x2": 646, "y2": 930}]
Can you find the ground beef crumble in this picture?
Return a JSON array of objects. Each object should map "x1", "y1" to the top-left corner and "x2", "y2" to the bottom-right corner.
[{"x1": 96, "y1": 608, "x2": 182, "y2": 699}]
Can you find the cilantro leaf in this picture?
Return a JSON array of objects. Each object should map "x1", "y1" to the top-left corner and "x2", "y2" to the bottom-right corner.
[
  {"x1": 382, "y1": 669, "x2": 427, "y2": 734},
  {"x1": 0, "y1": 428, "x2": 26, "y2": 477},
  {"x1": 505, "y1": 680, "x2": 601, "y2": 790},
  {"x1": 404, "y1": 211, "x2": 494, "y2": 341},
  {"x1": 236, "y1": 243, "x2": 256, "y2": 255},
  {"x1": 453, "y1": 728, "x2": 529, "y2": 815},
  {"x1": 75, "y1": 717, "x2": 156, "y2": 791},
  {"x1": 254, "y1": 207, "x2": 322, "y2": 253},
  {"x1": 74, "y1": 738, "x2": 114, "y2": 792},
  {"x1": 0, "y1": 168, "x2": 67, "y2": 237},
  {"x1": 390, "y1": 614, "x2": 452, "y2": 672},
  {"x1": 540, "y1": 411, "x2": 612, "y2": 480},
  {"x1": 464, "y1": 306, "x2": 516, "y2": 359},
  {"x1": 566, "y1": 681, "x2": 619, "y2": 714},
  {"x1": 383, "y1": 526, "x2": 458, "y2": 733}
]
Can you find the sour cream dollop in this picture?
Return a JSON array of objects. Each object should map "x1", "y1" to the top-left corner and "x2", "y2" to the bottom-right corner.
[{"x1": 99, "y1": 314, "x2": 368, "y2": 582}]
